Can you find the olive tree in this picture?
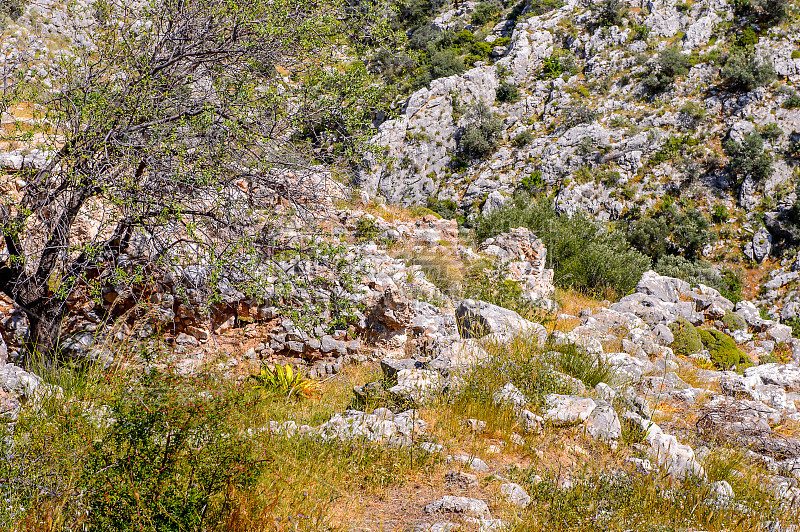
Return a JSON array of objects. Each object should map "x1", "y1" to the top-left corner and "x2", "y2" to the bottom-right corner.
[{"x1": 0, "y1": 0, "x2": 390, "y2": 357}]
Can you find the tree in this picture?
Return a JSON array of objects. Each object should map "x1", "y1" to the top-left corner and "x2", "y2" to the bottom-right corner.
[
  {"x1": 0, "y1": 0, "x2": 389, "y2": 357},
  {"x1": 459, "y1": 100, "x2": 503, "y2": 159},
  {"x1": 723, "y1": 132, "x2": 773, "y2": 183},
  {"x1": 720, "y1": 49, "x2": 775, "y2": 91}
]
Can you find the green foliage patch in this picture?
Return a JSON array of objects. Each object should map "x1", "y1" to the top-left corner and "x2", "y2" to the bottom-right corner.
[
  {"x1": 476, "y1": 194, "x2": 651, "y2": 297},
  {"x1": 699, "y1": 328, "x2": 752, "y2": 370},
  {"x1": 670, "y1": 318, "x2": 703, "y2": 357}
]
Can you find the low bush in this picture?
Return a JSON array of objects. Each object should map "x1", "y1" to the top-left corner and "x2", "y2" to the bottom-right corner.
[
  {"x1": 458, "y1": 100, "x2": 503, "y2": 159},
  {"x1": 723, "y1": 131, "x2": 773, "y2": 183},
  {"x1": 699, "y1": 328, "x2": 752, "y2": 370},
  {"x1": 476, "y1": 194, "x2": 651, "y2": 297},
  {"x1": 625, "y1": 208, "x2": 715, "y2": 262},
  {"x1": 670, "y1": 318, "x2": 703, "y2": 357},
  {"x1": 723, "y1": 310, "x2": 748, "y2": 331},
  {"x1": 496, "y1": 81, "x2": 520, "y2": 103},
  {"x1": 527, "y1": 0, "x2": 565, "y2": 15},
  {"x1": 721, "y1": 50, "x2": 775, "y2": 91},
  {"x1": 455, "y1": 333, "x2": 572, "y2": 408},
  {"x1": 0, "y1": 0, "x2": 25, "y2": 20},
  {"x1": 644, "y1": 46, "x2": 692, "y2": 92},
  {"x1": 595, "y1": 0, "x2": 625, "y2": 27},
  {"x1": 471, "y1": 0, "x2": 502, "y2": 25},
  {"x1": 654, "y1": 256, "x2": 742, "y2": 303},
  {"x1": 513, "y1": 129, "x2": 534, "y2": 147}
]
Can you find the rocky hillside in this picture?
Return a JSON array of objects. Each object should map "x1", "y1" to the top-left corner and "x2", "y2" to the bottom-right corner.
[{"x1": 4, "y1": 0, "x2": 800, "y2": 531}]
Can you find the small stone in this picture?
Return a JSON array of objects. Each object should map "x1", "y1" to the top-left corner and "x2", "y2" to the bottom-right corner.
[
  {"x1": 445, "y1": 470, "x2": 478, "y2": 488},
  {"x1": 424, "y1": 496, "x2": 491, "y2": 519},
  {"x1": 448, "y1": 454, "x2": 489, "y2": 472},
  {"x1": 464, "y1": 418, "x2": 487, "y2": 432},
  {"x1": 500, "y1": 482, "x2": 531, "y2": 508}
]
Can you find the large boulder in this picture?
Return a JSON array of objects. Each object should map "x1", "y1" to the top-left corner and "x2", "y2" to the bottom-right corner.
[
  {"x1": 543, "y1": 394, "x2": 597, "y2": 426},
  {"x1": 456, "y1": 299, "x2": 546, "y2": 344}
]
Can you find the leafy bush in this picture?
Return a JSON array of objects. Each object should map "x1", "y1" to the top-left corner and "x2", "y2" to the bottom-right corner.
[
  {"x1": 476, "y1": 194, "x2": 651, "y2": 297},
  {"x1": 513, "y1": 129, "x2": 534, "y2": 147},
  {"x1": 463, "y1": 259, "x2": 546, "y2": 320},
  {"x1": 723, "y1": 132, "x2": 773, "y2": 183},
  {"x1": 429, "y1": 49, "x2": 466, "y2": 79},
  {"x1": 670, "y1": 319, "x2": 703, "y2": 357},
  {"x1": 721, "y1": 50, "x2": 775, "y2": 91},
  {"x1": 519, "y1": 170, "x2": 544, "y2": 192},
  {"x1": 250, "y1": 364, "x2": 320, "y2": 398},
  {"x1": 731, "y1": 0, "x2": 788, "y2": 24},
  {"x1": 355, "y1": 217, "x2": 380, "y2": 241},
  {"x1": 784, "y1": 91, "x2": 800, "y2": 109},
  {"x1": 527, "y1": 0, "x2": 565, "y2": 15},
  {"x1": 723, "y1": 310, "x2": 747, "y2": 331},
  {"x1": 496, "y1": 81, "x2": 520, "y2": 103},
  {"x1": 712, "y1": 204, "x2": 729, "y2": 223},
  {"x1": 541, "y1": 49, "x2": 577, "y2": 79},
  {"x1": 458, "y1": 100, "x2": 503, "y2": 159},
  {"x1": 0, "y1": 0, "x2": 26, "y2": 19},
  {"x1": 595, "y1": 0, "x2": 625, "y2": 27},
  {"x1": 644, "y1": 46, "x2": 692, "y2": 92},
  {"x1": 625, "y1": 208, "x2": 714, "y2": 261},
  {"x1": 456, "y1": 333, "x2": 572, "y2": 408},
  {"x1": 562, "y1": 106, "x2": 598, "y2": 128},
  {"x1": 654, "y1": 255, "x2": 742, "y2": 302},
  {"x1": 471, "y1": 0, "x2": 502, "y2": 25},
  {"x1": 82, "y1": 371, "x2": 261, "y2": 531},
  {"x1": 699, "y1": 329, "x2": 751, "y2": 370},
  {"x1": 760, "y1": 122, "x2": 783, "y2": 141}
]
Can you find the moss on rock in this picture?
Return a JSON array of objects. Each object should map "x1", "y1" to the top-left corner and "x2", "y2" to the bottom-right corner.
[
  {"x1": 699, "y1": 329, "x2": 752, "y2": 370},
  {"x1": 669, "y1": 318, "x2": 703, "y2": 357}
]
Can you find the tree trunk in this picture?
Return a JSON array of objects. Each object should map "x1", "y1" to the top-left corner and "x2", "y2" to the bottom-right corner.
[{"x1": 23, "y1": 298, "x2": 67, "y2": 361}]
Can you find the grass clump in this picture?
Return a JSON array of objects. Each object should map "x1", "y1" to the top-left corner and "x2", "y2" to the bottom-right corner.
[
  {"x1": 669, "y1": 318, "x2": 703, "y2": 357},
  {"x1": 512, "y1": 467, "x2": 787, "y2": 531},
  {"x1": 476, "y1": 193, "x2": 650, "y2": 298},
  {"x1": 456, "y1": 333, "x2": 572, "y2": 409},
  {"x1": 699, "y1": 328, "x2": 752, "y2": 370},
  {"x1": 546, "y1": 343, "x2": 615, "y2": 388},
  {"x1": 2, "y1": 361, "x2": 434, "y2": 531}
]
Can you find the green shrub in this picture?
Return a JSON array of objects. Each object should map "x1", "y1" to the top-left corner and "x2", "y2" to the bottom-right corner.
[
  {"x1": 429, "y1": 49, "x2": 466, "y2": 79},
  {"x1": 562, "y1": 106, "x2": 597, "y2": 128},
  {"x1": 459, "y1": 100, "x2": 503, "y2": 159},
  {"x1": 760, "y1": 122, "x2": 783, "y2": 141},
  {"x1": 0, "y1": 0, "x2": 26, "y2": 19},
  {"x1": 625, "y1": 208, "x2": 714, "y2": 262},
  {"x1": 496, "y1": 81, "x2": 520, "y2": 103},
  {"x1": 476, "y1": 194, "x2": 651, "y2": 297},
  {"x1": 541, "y1": 50, "x2": 577, "y2": 79},
  {"x1": 735, "y1": 27, "x2": 759, "y2": 49},
  {"x1": 518, "y1": 170, "x2": 544, "y2": 191},
  {"x1": 670, "y1": 319, "x2": 703, "y2": 357},
  {"x1": 513, "y1": 129, "x2": 534, "y2": 147},
  {"x1": 699, "y1": 329, "x2": 751, "y2": 370},
  {"x1": 644, "y1": 46, "x2": 692, "y2": 92},
  {"x1": 426, "y1": 197, "x2": 463, "y2": 222},
  {"x1": 456, "y1": 334, "x2": 572, "y2": 408},
  {"x1": 471, "y1": 0, "x2": 502, "y2": 25},
  {"x1": 595, "y1": 0, "x2": 625, "y2": 26},
  {"x1": 82, "y1": 371, "x2": 261, "y2": 531},
  {"x1": 721, "y1": 50, "x2": 775, "y2": 91},
  {"x1": 712, "y1": 204, "x2": 729, "y2": 223},
  {"x1": 723, "y1": 132, "x2": 773, "y2": 183},
  {"x1": 527, "y1": 0, "x2": 565, "y2": 15},
  {"x1": 792, "y1": 50, "x2": 800, "y2": 60},
  {"x1": 784, "y1": 92, "x2": 800, "y2": 109},
  {"x1": 723, "y1": 311, "x2": 748, "y2": 331},
  {"x1": 355, "y1": 217, "x2": 380, "y2": 241}
]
